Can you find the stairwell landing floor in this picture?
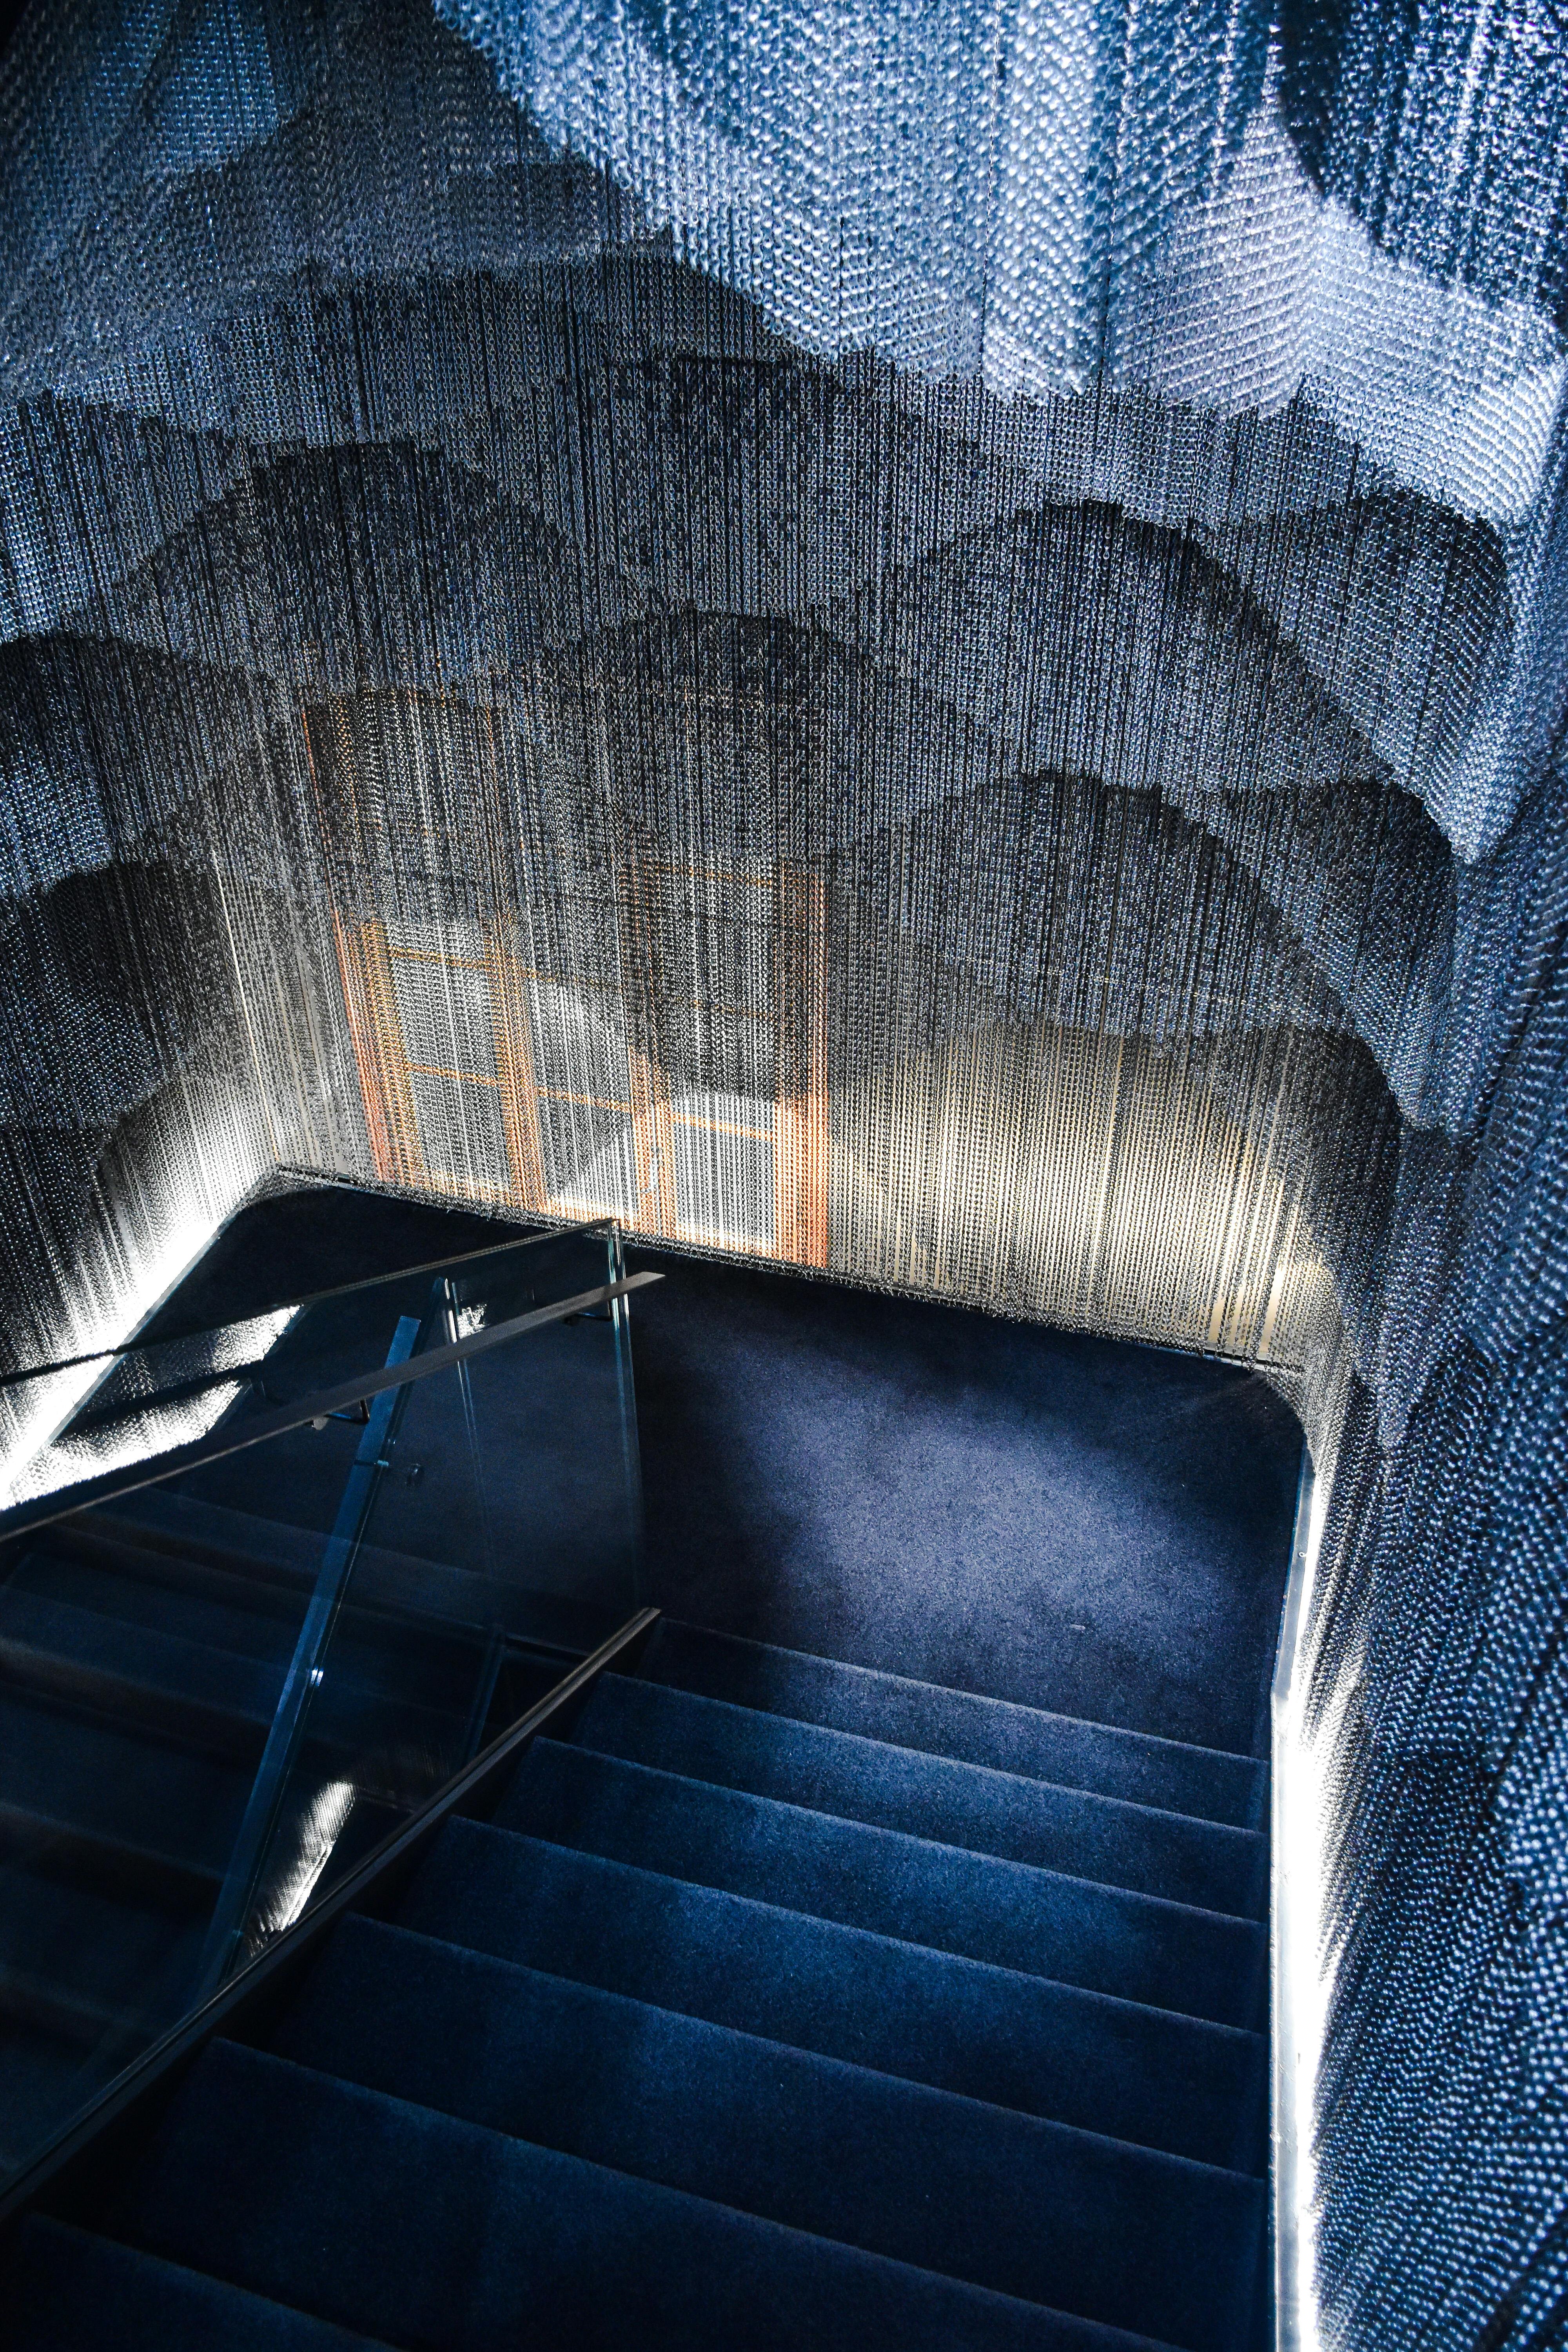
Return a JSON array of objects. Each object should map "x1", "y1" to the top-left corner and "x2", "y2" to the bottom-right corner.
[{"x1": 141, "y1": 1184, "x2": 1305, "y2": 1756}]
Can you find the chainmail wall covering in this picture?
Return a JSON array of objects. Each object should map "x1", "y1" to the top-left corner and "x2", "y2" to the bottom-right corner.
[{"x1": 1, "y1": 0, "x2": 1566, "y2": 2340}]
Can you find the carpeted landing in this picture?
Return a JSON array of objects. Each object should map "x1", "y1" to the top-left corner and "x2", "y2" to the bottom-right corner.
[{"x1": 7, "y1": 1616, "x2": 1270, "y2": 2350}]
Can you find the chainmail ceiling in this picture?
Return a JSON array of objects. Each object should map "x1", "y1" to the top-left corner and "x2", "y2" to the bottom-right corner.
[{"x1": 0, "y1": 0, "x2": 1565, "y2": 2340}]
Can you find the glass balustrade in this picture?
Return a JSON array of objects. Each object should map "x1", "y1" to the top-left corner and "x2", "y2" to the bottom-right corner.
[
  {"x1": 0, "y1": 1220, "x2": 651, "y2": 2182},
  {"x1": 0, "y1": 1221, "x2": 633, "y2": 1521}
]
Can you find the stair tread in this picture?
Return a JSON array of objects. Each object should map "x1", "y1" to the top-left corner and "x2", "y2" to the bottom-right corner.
[
  {"x1": 501, "y1": 1740, "x2": 1267, "y2": 2027},
  {"x1": 0, "y1": 1690, "x2": 252, "y2": 1870},
  {"x1": 401, "y1": 1817, "x2": 1267, "y2": 2171},
  {"x1": 273, "y1": 1911, "x2": 1261, "y2": 2348},
  {"x1": 648, "y1": 1622, "x2": 1265, "y2": 1825},
  {"x1": 11, "y1": 1549, "x2": 305, "y2": 1664},
  {"x1": 89, "y1": 1488, "x2": 614, "y2": 1655},
  {"x1": 0, "y1": 1863, "x2": 202, "y2": 2018},
  {"x1": 113, "y1": 2038, "x2": 1187, "y2": 2352},
  {"x1": 8, "y1": 2216, "x2": 398, "y2": 2350},
  {"x1": 0, "y1": 1586, "x2": 285, "y2": 1724},
  {"x1": 576, "y1": 1675, "x2": 1267, "y2": 1918}
]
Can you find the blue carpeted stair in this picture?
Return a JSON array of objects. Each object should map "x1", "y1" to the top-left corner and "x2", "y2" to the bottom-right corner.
[
  {"x1": 640, "y1": 1622, "x2": 1268, "y2": 1824},
  {"x1": 0, "y1": 1494, "x2": 562, "y2": 2170},
  {"x1": 6, "y1": 1619, "x2": 1272, "y2": 2349},
  {"x1": 9, "y1": 2215, "x2": 397, "y2": 2350}
]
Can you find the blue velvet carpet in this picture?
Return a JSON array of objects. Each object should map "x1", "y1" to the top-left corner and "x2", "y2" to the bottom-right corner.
[
  {"x1": 626, "y1": 1248, "x2": 1301, "y2": 1754},
  {"x1": 8, "y1": 1621, "x2": 1271, "y2": 2349},
  {"x1": 2, "y1": 1187, "x2": 1294, "y2": 2345},
  {"x1": 138, "y1": 1186, "x2": 1303, "y2": 1752}
]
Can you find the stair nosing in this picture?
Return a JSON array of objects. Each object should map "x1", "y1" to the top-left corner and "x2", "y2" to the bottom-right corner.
[
  {"x1": 427, "y1": 1814, "x2": 1269, "y2": 2049},
  {"x1": 586, "y1": 1673, "x2": 1269, "y2": 1848},
  {"x1": 656, "y1": 1622, "x2": 1265, "y2": 1773},
  {"x1": 527, "y1": 1738, "x2": 1269, "y2": 1933},
  {"x1": 330, "y1": 1909, "x2": 1266, "y2": 2191}
]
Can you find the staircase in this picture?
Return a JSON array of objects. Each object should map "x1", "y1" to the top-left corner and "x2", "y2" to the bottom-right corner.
[
  {"x1": 6, "y1": 1618, "x2": 1272, "y2": 2350},
  {"x1": 0, "y1": 1490, "x2": 572, "y2": 2169}
]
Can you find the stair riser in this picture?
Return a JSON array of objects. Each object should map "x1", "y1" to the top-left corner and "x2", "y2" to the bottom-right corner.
[
  {"x1": 0, "y1": 1965, "x2": 122, "y2": 2047},
  {"x1": 54, "y1": 1510, "x2": 586, "y2": 1679},
  {"x1": 10, "y1": 2217, "x2": 398, "y2": 2351},
  {"x1": 25, "y1": 1537, "x2": 482, "y2": 1702},
  {"x1": 645, "y1": 1625, "x2": 1265, "y2": 1827},
  {"x1": 404, "y1": 1820, "x2": 1268, "y2": 2172},
  {"x1": 276, "y1": 1916, "x2": 1263, "y2": 2350},
  {"x1": 502, "y1": 1744, "x2": 1269, "y2": 2029},
  {"x1": 113, "y1": 2043, "x2": 1185, "y2": 2352},
  {"x1": 0, "y1": 1869, "x2": 206, "y2": 2037},
  {"x1": 0, "y1": 1642, "x2": 271, "y2": 1764},
  {"x1": 0, "y1": 1805, "x2": 221, "y2": 1915},
  {"x1": 0, "y1": 1570, "x2": 1275, "y2": 2352},
  {"x1": 575, "y1": 1677, "x2": 1267, "y2": 1917},
  {"x1": 36, "y1": 1528, "x2": 309, "y2": 1625}
]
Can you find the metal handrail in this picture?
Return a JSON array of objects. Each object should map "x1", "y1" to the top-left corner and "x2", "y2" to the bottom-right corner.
[
  {"x1": 0, "y1": 1606, "x2": 662, "y2": 2232},
  {"x1": 0, "y1": 1270, "x2": 662, "y2": 1545}
]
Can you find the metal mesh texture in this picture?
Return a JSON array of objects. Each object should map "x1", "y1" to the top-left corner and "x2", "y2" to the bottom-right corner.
[{"x1": 1, "y1": 2, "x2": 1566, "y2": 2341}]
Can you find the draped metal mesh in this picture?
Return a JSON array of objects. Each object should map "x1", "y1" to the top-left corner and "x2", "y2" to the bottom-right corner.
[{"x1": 2, "y1": 2, "x2": 1566, "y2": 2342}]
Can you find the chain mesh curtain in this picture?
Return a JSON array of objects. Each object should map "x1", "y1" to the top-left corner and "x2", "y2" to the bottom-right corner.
[{"x1": 2, "y1": 1, "x2": 1566, "y2": 2341}]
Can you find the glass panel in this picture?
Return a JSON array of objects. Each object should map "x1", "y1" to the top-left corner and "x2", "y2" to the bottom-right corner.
[
  {"x1": 0, "y1": 1408, "x2": 361, "y2": 2179},
  {"x1": 0, "y1": 1224, "x2": 645, "y2": 2182},
  {"x1": 0, "y1": 1221, "x2": 620, "y2": 1521}
]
